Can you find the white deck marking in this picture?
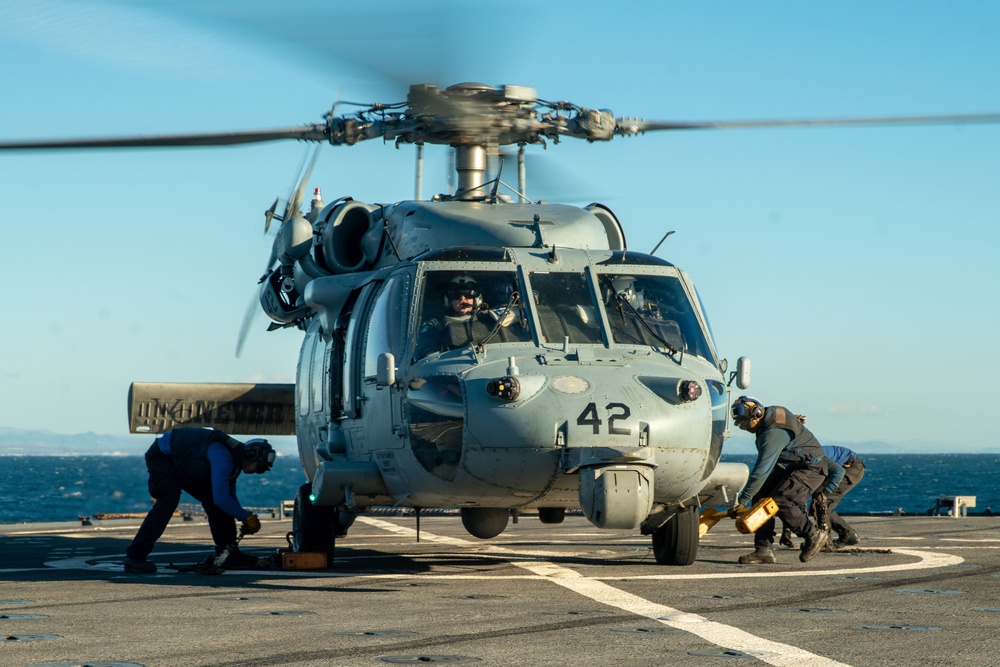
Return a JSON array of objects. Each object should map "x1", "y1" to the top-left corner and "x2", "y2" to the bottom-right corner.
[
  {"x1": 358, "y1": 516, "x2": 857, "y2": 666},
  {"x1": 595, "y1": 549, "x2": 963, "y2": 580}
]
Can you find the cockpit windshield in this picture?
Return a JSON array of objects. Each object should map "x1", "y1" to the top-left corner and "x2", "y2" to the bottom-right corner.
[
  {"x1": 528, "y1": 272, "x2": 603, "y2": 345},
  {"x1": 412, "y1": 266, "x2": 716, "y2": 365},
  {"x1": 599, "y1": 273, "x2": 716, "y2": 363},
  {"x1": 414, "y1": 270, "x2": 530, "y2": 360}
]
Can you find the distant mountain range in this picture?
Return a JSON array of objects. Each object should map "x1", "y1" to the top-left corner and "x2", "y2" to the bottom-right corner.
[{"x1": 0, "y1": 427, "x2": 994, "y2": 456}]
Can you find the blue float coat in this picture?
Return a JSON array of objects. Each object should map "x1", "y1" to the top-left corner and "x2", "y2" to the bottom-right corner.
[{"x1": 157, "y1": 431, "x2": 249, "y2": 520}]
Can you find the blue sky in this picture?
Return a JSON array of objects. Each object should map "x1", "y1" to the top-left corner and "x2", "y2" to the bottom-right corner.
[{"x1": 1, "y1": 1, "x2": 998, "y2": 450}]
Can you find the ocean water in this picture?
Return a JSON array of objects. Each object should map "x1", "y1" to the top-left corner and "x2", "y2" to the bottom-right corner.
[
  {"x1": 0, "y1": 453, "x2": 997, "y2": 524},
  {"x1": 0, "y1": 455, "x2": 309, "y2": 524}
]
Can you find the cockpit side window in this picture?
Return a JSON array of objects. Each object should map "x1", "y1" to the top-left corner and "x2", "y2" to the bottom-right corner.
[
  {"x1": 528, "y1": 272, "x2": 603, "y2": 345},
  {"x1": 600, "y1": 273, "x2": 716, "y2": 363},
  {"x1": 414, "y1": 270, "x2": 530, "y2": 360},
  {"x1": 363, "y1": 276, "x2": 410, "y2": 379}
]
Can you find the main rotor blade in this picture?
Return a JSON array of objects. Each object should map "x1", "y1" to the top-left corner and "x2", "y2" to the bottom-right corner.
[
  {"x1": 235, "y1": 290, "x2": 260, "y2": 359},
  {"x1": 0, "y1": 125, "x2": 328, "y2": 151},
  {"x1": 627, "y1": 112, "x2": 1000, "y2": 133}
]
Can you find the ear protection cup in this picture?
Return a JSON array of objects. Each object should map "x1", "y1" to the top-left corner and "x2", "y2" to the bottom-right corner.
[
  {"x1": 243, "y1": 438, "x2": 276, "y2": 471},
  {"x1": 732, "y1": 396, "x2": 764, "y2": 421}
]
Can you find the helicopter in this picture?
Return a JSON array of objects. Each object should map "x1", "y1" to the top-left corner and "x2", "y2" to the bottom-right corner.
[{"x1": 4, "y1": 81, "x2": 999, "y2": 566}]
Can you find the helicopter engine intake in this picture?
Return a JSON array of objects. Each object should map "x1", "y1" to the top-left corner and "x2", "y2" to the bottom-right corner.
[{"x1": 320, "y1": 200, "x2": 377, "y2": 274}]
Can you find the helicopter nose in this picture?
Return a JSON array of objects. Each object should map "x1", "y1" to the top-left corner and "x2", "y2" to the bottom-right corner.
[{"x1": 460, "y1": 365, "x2": 715, "y2": 528}]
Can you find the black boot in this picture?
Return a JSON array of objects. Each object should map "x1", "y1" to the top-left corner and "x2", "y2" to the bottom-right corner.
[
  {"x1": 738, "y1": 548, "x2": 777, "y2": 564},
  {"x1": 800, "y1": 526, "x2": 828, "y2": 562},
  {"x1": 123, "y1": 556, "x2": 157, "y2": 574},
  {"x1": 832, "y1": 530, "x2": 860, "y2": 549}
]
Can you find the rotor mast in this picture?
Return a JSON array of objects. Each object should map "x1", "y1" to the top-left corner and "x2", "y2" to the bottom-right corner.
[{"x1": 455, "y1": 145, "x2": 488, "y2": 198}]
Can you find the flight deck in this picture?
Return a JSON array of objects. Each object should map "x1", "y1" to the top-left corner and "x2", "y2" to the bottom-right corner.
[{"x1": 2, "y1": 513, "x2": 999, "y2": 666}]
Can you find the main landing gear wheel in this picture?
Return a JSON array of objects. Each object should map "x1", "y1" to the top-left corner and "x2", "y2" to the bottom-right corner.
[
  {"x1": 292, "y1": 482, "x2": 337, "y2": 562},
  {"x1": 651, "y1": 505, "x2": 699, "y2": 566}
]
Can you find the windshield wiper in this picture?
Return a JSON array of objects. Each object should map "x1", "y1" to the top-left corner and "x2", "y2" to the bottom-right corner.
[
  {"x1": 474, "y1": 291, "x2": 522, "y2": 353},
  {"x1": 612, "y1": 291, "x2": 681, "y2": 359}
]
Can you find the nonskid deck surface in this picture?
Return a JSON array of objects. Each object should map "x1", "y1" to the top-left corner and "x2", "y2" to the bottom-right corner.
[{"x1": 2, "y1": 514, "x2": 999, "y2": 666}]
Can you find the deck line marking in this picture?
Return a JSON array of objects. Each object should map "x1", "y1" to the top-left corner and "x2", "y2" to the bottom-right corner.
[
  {"x1": 593, "y1": 549, "x2": 963, "y2": 580},
  {"x1": 359, "y1": 516, "x2": 852, "y2": 667}
]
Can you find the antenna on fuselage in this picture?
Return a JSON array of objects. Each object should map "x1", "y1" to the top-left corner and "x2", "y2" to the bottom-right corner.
[{"x1": 650, "y1": 230, "x2": 676, "y2": 256}]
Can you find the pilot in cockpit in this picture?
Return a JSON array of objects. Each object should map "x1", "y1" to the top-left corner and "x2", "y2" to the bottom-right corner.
[{"x1": 415, "y1": 274, "x2": 524, "y2": 358}]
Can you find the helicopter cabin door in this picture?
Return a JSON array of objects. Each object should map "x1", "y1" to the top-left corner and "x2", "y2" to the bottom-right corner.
[{"x1": 355, "y1": 270, "x2": 413, "y2": 449}]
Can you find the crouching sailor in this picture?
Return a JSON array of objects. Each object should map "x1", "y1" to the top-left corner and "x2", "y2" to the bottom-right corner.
[
  {"x1": 729, "y1": 396, "x2": 832, "y2": 565},
  {"x1": 123, "y1": 427, "x2": 275, "y2": 574}
]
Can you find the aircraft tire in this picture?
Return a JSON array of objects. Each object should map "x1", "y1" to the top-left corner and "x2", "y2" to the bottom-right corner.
[
  {"x1": 651, "y1": 504, "x2": 699, "y2": 566},
  {"x1": 293, "y1": 482, "x2": 337, "y2": 561}
]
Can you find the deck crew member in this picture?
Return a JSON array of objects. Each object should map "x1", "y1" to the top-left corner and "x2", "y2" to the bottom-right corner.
[
  {"x1": 730, "y1": 396, "x2": 832, "y2": 564},
  {"x1": 123, "y1": 427, "x2": 275, "y2": 574},
  {"x1": 822, "y1": 445, "x2": 864, "y2": 548}
]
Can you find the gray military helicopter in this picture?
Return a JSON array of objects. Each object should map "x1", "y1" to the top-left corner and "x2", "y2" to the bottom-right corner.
[{"x1": 4, "y1": 82, "x2": 999, "y2": 565}]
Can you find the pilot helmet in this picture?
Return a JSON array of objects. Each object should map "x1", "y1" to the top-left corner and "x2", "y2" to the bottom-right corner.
[
  {"x1": 731, "y1": 396, "x2": 765, "y2": 432},
  {"x1": 444, "y1": 275, "x2": 482, "y2": 308},
  {"x1": 243, "y1": 438, "x2": 276, "y2": 473}
]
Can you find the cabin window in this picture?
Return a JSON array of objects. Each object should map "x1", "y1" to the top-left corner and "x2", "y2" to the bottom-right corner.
[
  {"x1": 297, "y1": 329, "x2": 318, "y2": 418},
  {"x1": 363, "y1": 276, "x2": 410, "y2": 379},
  {"x1": 414, "y1": 270, "x2": 530, "y2": 360},
  {"x1": 528, "y1": 272, "x2": 603, "y2": 345},
  {"x1": 598, "y1": 273, "x2": 716, "y2": 363},
  {"x1": 311, "y1": 335, "x2": 326, "y2": 414}
]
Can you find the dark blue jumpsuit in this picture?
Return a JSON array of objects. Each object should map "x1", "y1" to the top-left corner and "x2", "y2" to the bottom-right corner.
[{"x1": 126, "y1": 428, "x2": 249, "y2": 560}]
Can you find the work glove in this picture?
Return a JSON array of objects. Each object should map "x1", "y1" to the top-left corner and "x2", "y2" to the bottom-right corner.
[
  {"x1": 727, "y1": 502, "x2": 745, "y2": 519},
  {"x1": 241, "y1": 513, "x2": 261, "y2": 535}
]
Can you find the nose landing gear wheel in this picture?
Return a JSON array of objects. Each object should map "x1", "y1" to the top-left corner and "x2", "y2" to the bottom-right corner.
[
  {"x1": 292, "y1": 482, "x2": 337, "y2": 562},
  {"x1": 651, "y1": 504, "x2": 698, "y2": 565}
]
